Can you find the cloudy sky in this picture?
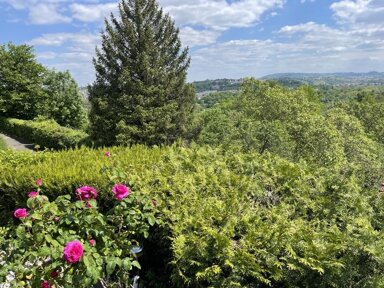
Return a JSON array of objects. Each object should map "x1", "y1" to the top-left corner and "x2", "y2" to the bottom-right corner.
[{"x1": 0, "y1": 0, "x2": 383, "y2": 86}]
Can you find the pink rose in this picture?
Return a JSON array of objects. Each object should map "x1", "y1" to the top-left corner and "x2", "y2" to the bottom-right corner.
[
  {"x1": 76, "y1": 186, "x2": 97, "y2": 201},
  {"x1": 14, "y1": 208, "x2": 28, "y2": 219},
  {"x1": 50, "y1": 271, "x2": 59, "y2": 278},
  {"x1": 104, "y1": 151, "x2": 111, "y2": 157},
  {"x1": 36, "y1": 179, "x2": 42, "y2": 187},
  {"x1": 28, "y1": 191, "x2": 39, "y2": 198},
  {"x1": 41, "y1": 280, "x2": 50, "y2": 288},
  {"x1": 63, "y1": 240, "x2": 84, "y2": 263},
  {"x1": 112, "y1": 184, "x2": 130, "y2": 201},
  {"x1": 89, "y1": 239, "x2": 96, "y2": 247}
]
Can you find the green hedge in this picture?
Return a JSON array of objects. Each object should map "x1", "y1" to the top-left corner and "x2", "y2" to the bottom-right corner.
[
  {"x1": 1, "y1": 146, "x2": 384, "y2": 287},
  {"x1": 0, "y1": 118, "x2": 89, "y2": 149}
]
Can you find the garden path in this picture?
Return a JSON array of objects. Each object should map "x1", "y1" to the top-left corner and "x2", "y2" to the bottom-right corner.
[{"x1": 0, "y1": 133, "x2": 33, "y2": 151}]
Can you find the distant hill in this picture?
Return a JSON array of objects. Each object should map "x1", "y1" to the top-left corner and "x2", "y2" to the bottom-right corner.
[
  {"x1": 81, "y1": 73, "x2": 384, "y2": 98},
  {"x1": 262, "y1": 72, "x2": 384, "y2": 87},
  {"x1": 193, "y1": 72, "x2": 384, "y2": 94}
]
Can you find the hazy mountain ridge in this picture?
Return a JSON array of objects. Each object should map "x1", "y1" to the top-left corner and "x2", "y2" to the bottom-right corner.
[{"x1": 194, "y1": 72, "x2": 384, "y2": 93}]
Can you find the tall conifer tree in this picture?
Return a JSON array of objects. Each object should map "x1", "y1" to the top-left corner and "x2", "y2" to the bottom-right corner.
[{"x1": 89, "y1": 0, "x2": 195, "y2": 146}]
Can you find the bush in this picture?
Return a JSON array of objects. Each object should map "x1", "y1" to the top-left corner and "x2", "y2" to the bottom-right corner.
[
  {"x1": 0, "y1": 158, "x2": 159, "y2": 287},
  {"x1": 0, "y1": 146, "x2": 384, "y2": 287},
  {"x1": 0, "y1": 118, "x2": 89, "y2": 150}
]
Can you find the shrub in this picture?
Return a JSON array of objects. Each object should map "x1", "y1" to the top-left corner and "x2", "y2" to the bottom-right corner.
[
  {"x1": 0, "y1": 146, "x2": 384, "y2": 287},
  {"x1": 0, "y1": 118, "x2": 89, "y2": 149},
  {"x1": 0, "y1": 156, "x2": 159, "y2": 287}
]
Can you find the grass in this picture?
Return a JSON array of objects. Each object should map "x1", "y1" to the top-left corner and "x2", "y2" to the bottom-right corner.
[{"x1": 0, "y1": 136, "x2": 7, "y2": 150}]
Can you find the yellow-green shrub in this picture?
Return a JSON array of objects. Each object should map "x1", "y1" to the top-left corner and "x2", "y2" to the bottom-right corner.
[{"x1": 1, "y1": 146, "x2": 384, "y2": 287}]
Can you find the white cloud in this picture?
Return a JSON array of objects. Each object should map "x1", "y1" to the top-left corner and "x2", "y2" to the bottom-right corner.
[
  {"x1": 180, "y1": 27, "x2": 221, "y2": 47},
  {"x1": 187, "y1": 14, "x2": 384, "y2": 81},
  {"x1": 160, "y1": 0, "x2": 284, "y2": 29},
  {"x1": 0, "y1": 0, "x2": 72, "y2": 24},
  {"x1": 71, "y1": 2, "x2": 118, "y2": 22},
  {"x1": 331, "y1": 0, "x2": 384, "y2": 27},
  {"x1": 29, "y1": 33, "x2": 100, "y2": 50},
  {"x1": 29, "y1": 3, "x2": 71, "y2": 25},
  {"x1": 69, "y1": 0, "x2": 284, "y2": 46},
  {"x1": 31, "y1": 32, "x2": 100, "y2": 85},
  {"x1": 188, "y1": 33, "x2": 383, "y2": 81}
]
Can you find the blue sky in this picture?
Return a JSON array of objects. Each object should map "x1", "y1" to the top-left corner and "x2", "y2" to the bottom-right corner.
[{"x1": 0, "y1": 0, "x2": 383, "y2": 86}]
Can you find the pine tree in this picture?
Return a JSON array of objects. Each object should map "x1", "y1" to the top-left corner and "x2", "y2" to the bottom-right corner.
[{"x1": 88, "y1": 0, "x2": 195, "y2": 146}]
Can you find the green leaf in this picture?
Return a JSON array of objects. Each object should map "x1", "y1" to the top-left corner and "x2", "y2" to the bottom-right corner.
[
  {"x1": 132, "y1": 260, "x2": 141, "y2": 269},
  {"x1": 31, "y1": 212, "x2": 42, "y2": 220},
  {"x1": 148, "y1": 214, "x2": 156, "y2": 226},
  {"x1": 122, "y1": 258, "x2": 132, "y2": 270},
  {"x1": 38, "y1": 246, "x2": 51, "y2": 256},
  {"x1": 106, "y1": 261, "x2": 116, "y2": 275}
]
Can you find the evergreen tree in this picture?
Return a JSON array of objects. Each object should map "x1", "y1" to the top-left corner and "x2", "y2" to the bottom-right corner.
[{"x1": 89, "y1": 0, "x2": 195, "y2": 146}]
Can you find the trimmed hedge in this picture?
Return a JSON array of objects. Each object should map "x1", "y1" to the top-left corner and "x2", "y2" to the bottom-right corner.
[
  {"x1": 0, "y1": 118, "x2": 89, "y2": 149},
  {"x1": 1, "y1": 146, "x2": 384, "y2": 287}
]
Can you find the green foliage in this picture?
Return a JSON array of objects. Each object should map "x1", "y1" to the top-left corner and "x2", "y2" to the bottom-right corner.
[
  {"x1": 0, "y1": 43, "x2": 46, "y2": 119},
  {"x1": 41, "y1": 69, "x2": 88, "y2": 129},
  {"x1": 89, "y1": 0, "x2": 195, "y2": 146},
  {"x1": 196, "y1": 79, "x2": 384, "y2": 177},
  {"x1": 0, "y1": 146, "x2": 165, "y2": 226},
  {"x1": 194, "y1": 79, "x2": 242, "y2": 93},
  {"x1": 0, "y1": 146, "x2": 384, "y2": 287},
  {"x1": 197, "y1": 79, "x2": 344, "y2": 167},
  {"x1": 0, "y1": 160, "x2": 159, "y2": 287},
  {"x1": 319, "y1": 85, "x2": 384, "y2": 104},
  {"x1": 0, "y1": 118, "x2": 89, "y2": 150},
  {"x1": 0, "y1": 43, "x2": 89, "y2": 130},
  {"x1": 339, "y1": 100, "x2": 384, "y2": 145},
  {"x1": 197, "y1": 91, "x2": 237, "y2": 109},
  {"x1": 326, "y1": 108, "x2": 383, "y2": 186}
]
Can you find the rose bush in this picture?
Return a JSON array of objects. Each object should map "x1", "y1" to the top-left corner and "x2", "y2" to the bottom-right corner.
[{"x1": 0, "y1": 152, "x2": 160, "y2": 287}]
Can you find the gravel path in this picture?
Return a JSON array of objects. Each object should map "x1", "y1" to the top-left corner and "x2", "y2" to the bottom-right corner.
[{"x1": 0, "y1": 133, "x2": 33, "y2": 151}]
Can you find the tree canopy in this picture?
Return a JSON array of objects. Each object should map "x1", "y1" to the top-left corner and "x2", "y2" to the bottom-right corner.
[
  {"x1": 0, "y1": 43, "x2": 46, "y2": 119},
  {"x1": 89, "y1": 0, "x2": 195, "y2": 146},
  {"x1": 0, "y1": 43, "x2": 87, "y2": 130},
  {"x1": 42, "y1": 70, "x2": 87, "y2": 129}
]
